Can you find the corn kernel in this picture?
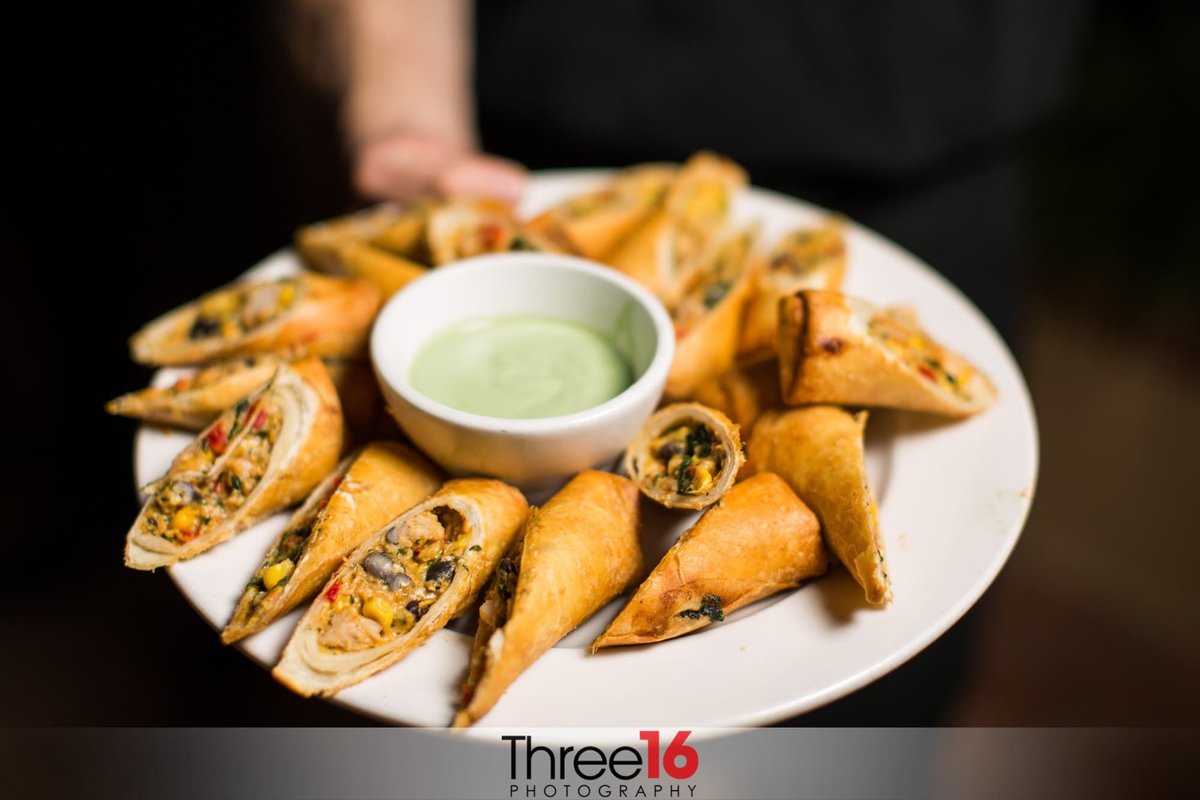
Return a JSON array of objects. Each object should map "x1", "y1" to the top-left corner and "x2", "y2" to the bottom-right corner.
[
  {"x1": 361, "y1": 596, "x2": 394, "y2": 630},
  {"x1": 333, "y1": 591, "x2": 355, "y2": 612},
  {"x1": 171, "y1": 505, "x2": 200, "y2": 533},
  {"x1": 262, "y1": 558, "x2": 295, "y2": 590},
  {"x1": 688, "y1": 466, "x2": 714, "y2": 494},
  {"x1": 279, "y1": 283, "x2": 296, "y2": 307}
]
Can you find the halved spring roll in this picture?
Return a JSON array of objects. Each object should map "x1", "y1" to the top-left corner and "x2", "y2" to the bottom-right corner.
[
  {"x1": 296, "y1": 202, "x2": 430, "y2": 299},
  {"x1": 295, "y1": 203, "x2": 411, "y2": 271},
  {"x1": 778, "y1": 290, "x2": 996, "y2": 417},
  {"x1": 124, "y1": 356, "x2": 344, "y2": 570},
  {"x1": 746, "y1": 406, "x2": 891, "y2": 605},
  {"x1": 606, "y1": 151, "x2": 747, "y2": 297},
  {"x1": 425, "y1": 198, "x2": 518, "y2": 265},
  {"x1": 623, "y1": 402, "x2": 744, "y2": 511},
  {"x1": 663, "y1": 225, "x2": 761, "y2": 398},
  {"x1": 129, "y1": 273, "x2": 382, "y2": 366},
  {"x1": 690, "y1": 359, "x2": 782, "y2": 434},
  {"x1": 593, "y1": 472, "x2": 828, "y2": 648},
  {"x1": 522, "y1": 164, "x2": 676, "y2": 260},
  {"x1": 222, "y1": 442, "x2": 443, "y2": 644},
  {"x1": 738, "y1": 221, "x2": 847, "y2": 364},
  {"x1": 273, "y1": 478, "x2": 529, "y2": 697},
  {"x1": 453, "y1": 470, "x2": 643, "y2": 727}
]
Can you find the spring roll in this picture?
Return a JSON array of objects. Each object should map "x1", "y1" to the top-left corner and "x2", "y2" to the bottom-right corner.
[
  {"x1": 124, "y1": 357, "x2": 344, "y2": 570},
  {"x1": 296, "y1": 203, "x2": 430, "y2": 299},
  {"x1": 453, "y1": 470, "x2": 643, "y2": 727},
  {"x1": 746, "y1": 406, "x2": 891, "y2": 605},
  {"x1": 425, "y1": 198, "x2": 518, "y2": 265},
  {"x1": 273, "y1": 478, "x2": 529, "y2": 697},
  {"x1": 778, "y1": 290, "x2": 996, "y2": 417},
  {"x1": 129, "y1": 274, "x2": 381, "y2": 366},
  {"x1": 106, "y1": 355, "x2": 284, "y2": 429},
  {"x1": 738, "y1": 221, "x2": 846, "y2": 363},
  {"x1": 593, "y1": 473, "x2": 827, "y2": 648},
  {"x1": 664, "y1": 225, "x2": 761, "y2": 398},
  {"x1": 690, "y1": 359, "x2": 782, "y2": 433},
  {"x1": 623, "y1": 402, "x2": 744, "y2": 510},
  {"x1": 606, "y1": 151, "x2": 747, "y2": 296},
  {"x1": 222, "y1": 442, "x2": 443, "y2": 643}
]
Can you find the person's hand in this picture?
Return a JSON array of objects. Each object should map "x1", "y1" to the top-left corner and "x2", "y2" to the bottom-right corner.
[{"x1": 353, "y1": 131, "x2": 527, "y2": 204}]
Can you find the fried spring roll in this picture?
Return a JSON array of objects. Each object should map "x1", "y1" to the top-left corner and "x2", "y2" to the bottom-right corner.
[
  {"x1": 593, "y1": 473, "x2": 827, "y2": 648},
  {"x1": 273, "y1": 479, "x2": 529, "y2": 697},
  {"x1": 778, "y1": 290, "x2": 996, "y2": 417},
  {"x1": 690, "y1": 359, "x2": 782, "y2": 433},
  {"x1": 222, "y1": 442, "x2": 443, "y2": 643},
  {"x1": 623, "y1": 403, "x2": 744, "y2": 510},
  {"x1": 738, "y1": 222, "x2": 846, "y2": 363},
  {"x1": 124, "y1": 357, "x2": 344, "y2": 570},
  {"x1": 453, "y1": 471, "x2": 643, "y2": 727},
  {"x1": 106, "y1": 355, "x2": 284, "y2": 429},
  {"x1": 746, "y1": 406, "x2": 891, "y2": 605},
  {"x1": 129, "y1": 274, "x2": 381, "y2": 366}
]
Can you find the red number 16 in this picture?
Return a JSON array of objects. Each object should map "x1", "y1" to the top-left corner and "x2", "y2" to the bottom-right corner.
[{"x1": 639, "y1": 730, "x2": 699, "y2": 779}]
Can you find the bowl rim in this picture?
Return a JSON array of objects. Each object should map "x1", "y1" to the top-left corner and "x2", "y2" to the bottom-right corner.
[{"x1": 370, "y1": 252, "x2": 676, "y2": 434}]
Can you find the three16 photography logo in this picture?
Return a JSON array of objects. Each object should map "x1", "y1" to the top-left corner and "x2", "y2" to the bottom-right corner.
[{"x1": 502, "y1": 731, "x2": 701, "y2": 797}]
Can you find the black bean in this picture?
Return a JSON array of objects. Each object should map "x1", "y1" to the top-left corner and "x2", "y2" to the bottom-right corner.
[
  {"x1": 405, "y1": 600, "x2": 427, "y2": 621},
  {"x1": 498, "y1": 558, "x2": 517, "y2": 575},
  {"x1": 657, "y1": 440, "x2": 687, "y2": 460},
  {"x1": 387, "y1": 572, "x2": 412, "y2": 592},
  {"x1": 189, "y1": 316, "x2": 221, "y2": 339},
  {"x1": 362, "y1": 552, "x2": 395, "y2": 581},
  {"x1": 425, "y1": 559, "x2": 456, "y2": 584},
  {"x1": 385, "y1": 526, "x2": 400, "y2": 545}
]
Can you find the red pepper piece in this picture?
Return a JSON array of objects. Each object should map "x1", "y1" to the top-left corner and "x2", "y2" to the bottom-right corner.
[
  {"x1": 324, "y1": 583, "x2": 340, "y2": 603},
  {"x1": 917, "y1": 365, "x2": 937, "y2": 382},
  {"x1": 251, "y1": 409, "x2": 268, "y2": 430},
  {"x1": 206, "y1": 425, "x2": 228, "y2": 454}
]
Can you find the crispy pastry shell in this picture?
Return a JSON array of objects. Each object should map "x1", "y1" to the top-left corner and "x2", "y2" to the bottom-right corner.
[
  {"x1": 746, "y1": 406, "x2": 891, "y2": 605},
  {"x1": 129, "y1": 274, "x2": 381, "y2": 366},
  {"x1": 221, "y1": 442, "x2": 443, "y2": 643},
  {"x1": 623, "y1": 402, "x2": 744, "y2": 510},
  {"x1": 106, "y1": 355, "x2": 284, "y2": 429},
  {"x1": 453, "y1": 471, "x2": 642, "y2": 727},
  {"x1": 593, "y1": 472, "x2": 827, "y2": 648},
  {"x1": 124, "y1": 357, "x2": 344, "y2": 570},
  {"x1": 778, "y1": 290, "x2": 996, "y2": 417},
  {"x1": 690, "y1": 359, "x2": 782, "y2": 433},
  {"x1": 273, "y1": 478, "x2": 529, "y2": 697}
]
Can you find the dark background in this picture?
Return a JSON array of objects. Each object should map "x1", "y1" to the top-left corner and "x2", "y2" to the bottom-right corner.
[{"x1": 3, "y1": 0, "x2": 1197, "y2": 730}]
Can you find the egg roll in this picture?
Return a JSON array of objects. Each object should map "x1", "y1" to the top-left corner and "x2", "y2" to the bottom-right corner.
[
  {"x1": 690, "y1": 359, "x2": 782, "y2": 433},
  {"x1": 624, "y1": 402, "x2": 744, "y2": 511},
  {"x1": 125, "y1": 357, "x2": 344, "y2": 570},
  {"x1": 747, "y1": 406, "x2": 891, "y2": 605},
  {"x1": 453, "y1": 470, "x2": 643, "y2": 727},
  {"x1": 664, "y1": 225, "x2": 760, "y2": 398},
  {"x1": 296, "y1": 204, "x2": 430, "y2": 298},
  {"x1": 222, "y1": 442, "x2": 443, "y2": 643},
  {"x1": 273, "y1": 478, "x2": 529, "y2": 697},
  {"x1": 593, "y1": 473, "x2": 827, "y2": 648},
  {"x1": 738, "y1": 221, "x2": 846, "y2": 363},
  {"x1": 606, "y1": 151, "x2": 747, "y2": 296},
  {"x1": 129, "y1": 274, "x2": 381, "y2": 366},
  {"x1": 778, "y1": 290, "x2": 996, "y2": 417}
]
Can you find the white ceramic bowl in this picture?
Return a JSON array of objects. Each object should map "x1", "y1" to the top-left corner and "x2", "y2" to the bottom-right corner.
[{"x1": 370, "y1": 253, "x2": 675, "y2": 489}]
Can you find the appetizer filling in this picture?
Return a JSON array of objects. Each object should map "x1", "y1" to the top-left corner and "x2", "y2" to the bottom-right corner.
[
  {"x1": 670, "y1": 232, "x2": 751, "y2": 337},
  {"x1": 461, "y1": 552, "x2": 521, "y2": 706},
  {"x1": 868, "y1": 313, "x2": 974, "y2": 399},
  {"x1": 316, "y1": 507, "x2": 469, "y2": 651},
  {"x1": 237, "y1": 471, "x2": 347, "y2": 614},
  {"x1": 770, "y1": 227, "x2": 844, "y2": 276},
  {"x1": 645, "y1": 423, "x2": 726, "y2": 497},
  {"x1": 141, "y1": 396, "x2": 283, "y2": 544},
  {"x1": 678, "y1": 593, "x2": 725, "y2": 622},
  {"x1": 188, "y1": 279, "x2": 299, "y2": 340},
  {"x1": 166, "y1": 356, "x2": 272, "y2": 395}
]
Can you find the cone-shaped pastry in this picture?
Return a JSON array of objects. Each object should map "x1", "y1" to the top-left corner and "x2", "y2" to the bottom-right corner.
[
  {"x1": 124, "y1": 357, "x2": 343, "y2": 571},
  {"x1": 129, "y1": 274, "x2": 381, "y2": 366},
  {"x1": 453, "y1": 470, "x2": 642, "y2": 727},
  {"x1": 106, "y1": 355, "x2": 284, "y2": 429},
  {"x1": 295, "y1": 203, "x2": 408, "y2": 270},
  {"x1": 746, "y1": 406, "x2": 891, "y2": 605},
  {"x1": 738, "y1": 221, "x2": 846, "y2": 363},
  {"x1": 593, "y1": 473, "x2": 827, "y2": 648},
  {"x1": 222, "y1": 442, "x2": 443, "y2": 643},
  {"x1": 273, "y1": 478, "x2": 529, "y2": 697},
  {"x1": 606, "y1": 152, "x2": 747, "y2": 296},
  {"x1": 623, "y1": 403, "x2": 744, "y2": 511},
  {"x1": 778, "y1": 290, "x2": 996, "y2": 417},
  {"x1": 690, "y1": 359, "x2": 782, "y2": 433},
  {"x1": 425, "y1": 198, "x2": 518, "y2": 265},
  {"x1": 523, "y1": 164, "x2": 676, "y2": 259},
  {"x1": 296, "y1": 203, "x2": 429, "y2": 299},
  {"x1": 664, "y1": 225, "x2": 760, "y2": 398}
]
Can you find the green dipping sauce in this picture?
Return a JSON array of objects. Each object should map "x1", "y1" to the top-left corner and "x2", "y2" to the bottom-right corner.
[{"x1": 409, "y1": 314, "x2": 633, "y2": 419}]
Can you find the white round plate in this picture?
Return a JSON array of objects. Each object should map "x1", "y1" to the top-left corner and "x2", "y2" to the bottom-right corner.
[{"x1": 134, "y1": 171, "x2": 1038, "y2": 731}]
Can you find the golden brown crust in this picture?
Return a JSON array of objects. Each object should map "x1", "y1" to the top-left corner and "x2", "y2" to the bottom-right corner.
[
  {"x1": 105, "y1": 355, "x2": 284, "y2": 429},
  {"x1": 623, "y1": 403, "x2": 744, "y2": 510},
  {"x1": 124, "y1": 356, "x2": 344, "y2": 570},
  {"x1": 221, "y1": 441, "x2": 443, "y2": 643},
  {"x1": 453, "y1": 471, "x2": 642, "y2": 727},
  {"x1": 777, "y1": 290, "x2": 996, "y2": 417},
  {"x1": 689, "y1": 359, "x2": 782, "y2": 433},
  {"x1": 129, "y1": 274, "x2": 382, "y2": 366},
  {"x1": 593, "y1": 473, "x2": 827, "y2": 648},
  {"x1": 746, "y1": 406, "x2": 891, "y2": 605},
  {"x1": 273, "y1": 478, "x2": 529, "y2": 697},
  {"x1": 295, "y1": 204, "x2": 408, "y2": 272},
  {"x1": 738, "y1": 222, "x2": 847, "y2": 364}
]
